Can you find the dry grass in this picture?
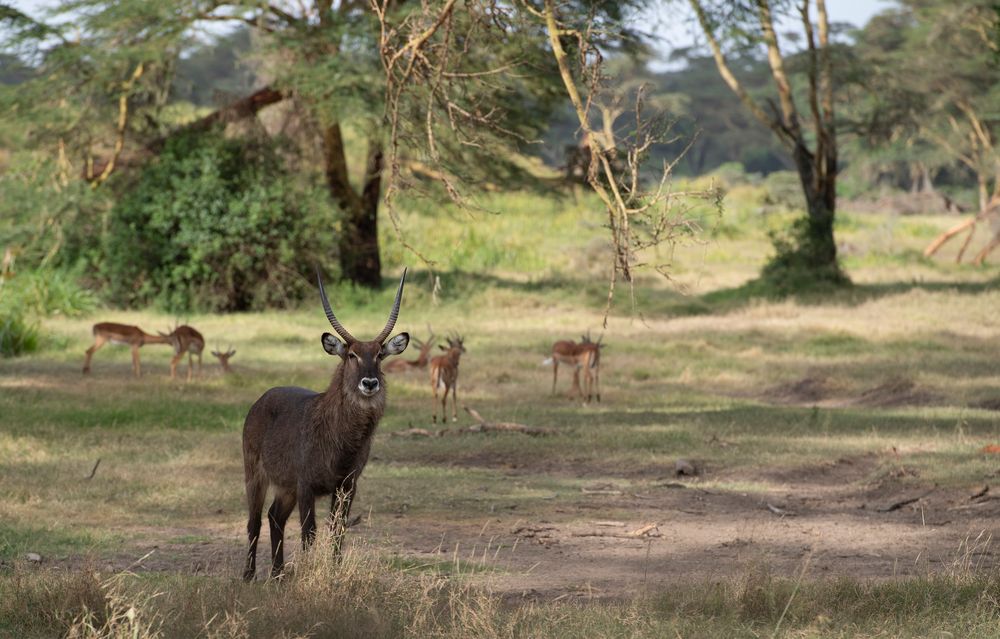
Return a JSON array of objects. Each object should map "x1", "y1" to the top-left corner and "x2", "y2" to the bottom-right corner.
[{"x1": 1, "y1": 199, "x2": 999, "y2": 636}]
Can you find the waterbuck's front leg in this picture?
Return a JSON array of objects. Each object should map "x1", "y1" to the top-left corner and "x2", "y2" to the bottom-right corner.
[
  {"x1": 330, "y1": 476, "x2": 357, "y2": 556},
  {"x1": 267, "y1": 490, "x2": 296, "y2": 578},
  {"x1": 297, "y1": 484, "x2": 317, "y2": 549}
]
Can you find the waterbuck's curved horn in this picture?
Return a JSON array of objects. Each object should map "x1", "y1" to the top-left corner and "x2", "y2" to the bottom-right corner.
[
  {"x1": 316, "y1": 268, "x2": 357, "y2": 344},
  {"x1": 375, "y1": 268, "x2": 407, "y2": 344}
]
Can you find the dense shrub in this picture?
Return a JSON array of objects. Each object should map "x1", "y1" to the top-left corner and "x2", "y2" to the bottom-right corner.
[
  {"x1": 101, "y1": 131, "x2": 330, "y2": 312},
  {"x1": 0, "y1": 309, "x2": 39, "y2": 358},
  {"x1": 0, "y1": 269, "x2": 98, "y2": 317}
]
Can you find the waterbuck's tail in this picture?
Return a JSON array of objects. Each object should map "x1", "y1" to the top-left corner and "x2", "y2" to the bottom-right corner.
[{"x1": 541, "y1": 357, "x2": 554, "y2": 366}]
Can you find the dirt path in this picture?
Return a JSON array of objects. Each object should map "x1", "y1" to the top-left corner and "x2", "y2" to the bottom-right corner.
[{"x1": 35, "y1": 454, "x2": 998, "y2": 601}]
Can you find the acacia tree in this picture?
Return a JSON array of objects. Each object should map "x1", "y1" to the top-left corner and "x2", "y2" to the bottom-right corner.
[
  {"x1": 374, "y1": 0, "x2": 715, "y2": 315},
  {"x1": 854, "y1": 1, "x2": 1000, "y2": 264},
  {"x1": 2, "y1": 1, "x2": 570, "y2": 288},
  {"x1": 687, "y1": 0, "x2": 845, "y2": 287}
]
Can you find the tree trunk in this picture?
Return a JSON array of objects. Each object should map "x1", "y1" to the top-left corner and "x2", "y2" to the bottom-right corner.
[
  {"x1": 321, "y1": 124, "x2": 382, "y2": 288},
  {"x1": 792, "y1": 142, "x2": 839, "y2": 271}
]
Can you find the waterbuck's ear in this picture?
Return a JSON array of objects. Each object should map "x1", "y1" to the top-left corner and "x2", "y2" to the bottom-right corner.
[
  {"x1": 381, "y1": 332, "x2": 409, "y2": 357},
  {"x1": 321, "y1": 333, "x2": 347, "y2": 358},
  {"x1": 439, "y1": 344, "x2": 448, "y2": 351}
]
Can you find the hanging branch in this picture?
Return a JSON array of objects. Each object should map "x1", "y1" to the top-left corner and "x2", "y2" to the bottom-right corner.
[
  {"x1": 373, "y1": 0, "x2": 716, "y2": 322},
  {"x1": 89, "y1": 61, "x2": 145, "y2": 189}
]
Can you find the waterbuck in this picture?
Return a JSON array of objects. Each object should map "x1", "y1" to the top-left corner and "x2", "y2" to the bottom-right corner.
[{"x1": 241, "y1": 269, "x2": 409, "y2": 581}]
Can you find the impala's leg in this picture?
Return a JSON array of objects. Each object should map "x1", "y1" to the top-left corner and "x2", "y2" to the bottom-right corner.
[
  {"x1": 267, "y1": 490, "x2": 296, "y2": 578},
  {"x1": 297, "y1": 485, "x2": 317, "y2": 549},
  {"x1": 570, "y1": 366, "x2": 582, "y2": 399},
  {"x1": 432, "y1": 372, "x2": 440, "y2": 424},
  {"x1": 440, "y1": 384, "x2": 449, "y2": 424},
  {"x1": 552, "y1": 358, "x2": 559, "y2": 394},
  {"x1": 973, "y1": 233, "x2": 1000, "y2": 265},
  {"x1": 169, "y1": 351, "x2": 183, "y2": 380},
  {"x1": 186, "y1": 351, "x2": 194, "y2": 381},
  {"x1": 451, "y1": 381, "x2": 458, "y2": 422},
  {"x1": 197, "y1": 350, "x2": 203, "y2": 378},
  {"x1": 594, "y1": 364, "x2": 601, "y2": 403},
  {"x1": 131, "y1": 344, "x2": 142, "y2": 378},
  {"x1": 82, "y1": 334, "x2": 107, "y2": 374},
  {"x1": 243, "y1": 474, "x2": 267, "y2": 581}
]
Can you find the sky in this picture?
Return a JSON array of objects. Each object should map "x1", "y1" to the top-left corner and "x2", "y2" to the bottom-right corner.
[{"x1": 9, "y1": 0, "x2": 896, "y2": 63}]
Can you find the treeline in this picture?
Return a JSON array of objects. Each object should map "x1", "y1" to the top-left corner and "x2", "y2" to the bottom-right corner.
[{"x1": 0, "y1": 0, "x2": 997, "y2": 315}]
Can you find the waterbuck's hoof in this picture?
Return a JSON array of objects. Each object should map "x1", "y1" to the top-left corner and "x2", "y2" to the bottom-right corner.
[{"x1": 242, "y1": 570, "x2": 255, "y2": 582}]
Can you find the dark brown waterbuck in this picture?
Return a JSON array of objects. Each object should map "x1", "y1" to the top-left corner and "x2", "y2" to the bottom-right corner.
[{"x1": 241, "y1": 269, "x2": 409, "y2": 581}]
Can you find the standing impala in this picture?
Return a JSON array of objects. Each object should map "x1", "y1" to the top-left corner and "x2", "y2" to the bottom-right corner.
[
  {"x1": 82, "y1": 322, "x2": 172, "y2": 378},
  {"x1": 161, "y1": 324, "x2": 205, "y2": 381},
  {"x1": 545, "y1": 332, "x2": 603, "y2": 403},
  {"x1": 383, "y1": 326, "x2": 436, "y2": 373},
  {"x1": 241, "y1": 269, "x2": 409, "y2": 581},
  {"x1": 430, "y1": 333, "x2": 465, "y2": 423}
]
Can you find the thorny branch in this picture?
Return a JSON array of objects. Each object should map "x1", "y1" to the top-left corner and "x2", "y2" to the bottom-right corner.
[{"x1": 373, "y1": 0, "x2": 718, "y2": 323}]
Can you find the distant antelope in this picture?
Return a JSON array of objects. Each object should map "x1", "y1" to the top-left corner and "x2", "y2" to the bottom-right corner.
[
  {"x1": 82, "y1": 322, "x2": 173, "y2": 378},
  {"x1": 211, "y1": 345, "x2": 237, "y2": 373},
  {"x1": 161, "y1": 324, "x2": 205, "y2": 381},
  {"x1": 430, "y1": 333, "x2": 465, "y2": 423},
  {"x1": 384, "y1": 326, "x2": 436, "y2": 373},
  {"x1": 241, "y1": 269, "x2": 409, "y2": 581},
  {"x1": 544, "y1": 332, "x2": 603, "y2": 403}
]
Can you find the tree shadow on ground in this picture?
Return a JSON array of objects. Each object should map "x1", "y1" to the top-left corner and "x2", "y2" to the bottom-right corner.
[{"x1": 393, "y1": 268, "x2": 1000, "y2": 320}]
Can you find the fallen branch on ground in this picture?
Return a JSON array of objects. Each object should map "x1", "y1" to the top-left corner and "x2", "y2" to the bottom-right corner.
[
  {"x1": 876, "y1": 486, "x2": 937, "y2": 513},
  {"x1": 573, "y1": 523, "x2": 661, "y2": 539},
  {"x1": 85, "y1": 458, "x2": 101, "y2": 480},
  {"x1": 460, "y1": 406, "x2": 555, "y2": 435},
  {"x1": 766, "y1": 502, "x2": 796, "y2": 517}
]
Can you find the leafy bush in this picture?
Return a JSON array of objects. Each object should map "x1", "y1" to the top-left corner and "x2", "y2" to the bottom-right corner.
[
  {"x1": 101, "y1": 130, "x2": 330, "y2": 312},
  {"x1": 0, "y1": 309, "x2": 39, "y2": 358},
  {"x1": 0, "y1": 270, "x2": 98, "y2": 317}
]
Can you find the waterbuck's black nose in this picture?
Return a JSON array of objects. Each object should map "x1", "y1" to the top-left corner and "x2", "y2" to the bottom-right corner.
[{"x1": 360, "y1": 378, "x2": 379, "y2": 393}]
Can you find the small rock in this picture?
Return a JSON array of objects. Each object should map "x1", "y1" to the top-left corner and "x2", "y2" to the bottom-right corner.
[
  {"x1": 25, "y1": 552, "x2": 42, "y2": 563},
  {"x1": 675, "y1": 459, "x2": 699, "y2": 476}
]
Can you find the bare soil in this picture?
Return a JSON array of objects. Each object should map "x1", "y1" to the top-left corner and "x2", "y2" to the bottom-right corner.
[{"x1": 22, "y1": 452, "x2": 999, "y2": 602}]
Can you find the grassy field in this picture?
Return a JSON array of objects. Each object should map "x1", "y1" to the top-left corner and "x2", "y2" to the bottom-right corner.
[{"x1": 2, "y1": 189, "x2": 1000, "y2": 637}]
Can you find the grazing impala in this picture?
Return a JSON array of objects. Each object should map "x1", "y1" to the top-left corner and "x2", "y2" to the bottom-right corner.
[
  {"x1": 544, "y1": 332, "x2": 603, "y2": 403},
  {"x1": 161, "y1": 324, "x2": 205, "y2": 381},
  {"x1": 241, "y1": 269, "x2": 409, "y2": 581},
  {"x1": 384, "y1": 326, "x2": 436, "y2": 373},
  {"x1": 211, "y1": 345, "x2": 237, "y2": 373},
  {"x1": 430, "y1": 334, "x2": 465, "y2": 423},
  {"x1": 82, "y1": 322, "x2": 172, "y2": 378}
]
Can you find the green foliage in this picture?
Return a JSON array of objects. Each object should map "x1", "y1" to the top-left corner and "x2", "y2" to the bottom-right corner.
[
  {"x1": 759, "y1": 216, "x2": 851, "y2": 297},
  {"x1": 0, "y1": 308, "x2": 38, "y2": 358},
  {"x1": 0, "y1": 270, "x2": 98, "y2": 317},
  {"x1": 101, "y1": 130, "x2": 329, "y2": 312}
]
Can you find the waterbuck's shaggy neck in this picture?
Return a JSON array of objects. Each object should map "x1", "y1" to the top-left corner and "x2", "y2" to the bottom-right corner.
[{"x1": 241, "y1": 268, "x2": 409, "y2": 582}]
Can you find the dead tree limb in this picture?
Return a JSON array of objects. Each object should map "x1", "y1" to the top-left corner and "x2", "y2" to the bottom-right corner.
[{"x1": 876, "y1": 486, "x2": 936, "y2": 513}]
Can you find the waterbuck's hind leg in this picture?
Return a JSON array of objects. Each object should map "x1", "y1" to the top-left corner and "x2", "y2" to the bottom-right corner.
[
  {"x1": 267, "y1": 490, "x2": 296, "y2": 578},
  {"x1": 551, "y1": 359, "x2": 559, "y2": 394},
  {"x1": 243, "y1": 475, "x2": 267, "y2": 582}
]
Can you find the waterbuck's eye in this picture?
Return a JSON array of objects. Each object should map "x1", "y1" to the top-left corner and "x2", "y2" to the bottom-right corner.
[{"x1": 348, "y1": 352, "x2": 360, "y2": 361}]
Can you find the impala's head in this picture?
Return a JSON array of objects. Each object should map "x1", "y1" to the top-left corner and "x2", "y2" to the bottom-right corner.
[
  {"x1": 440, "y1": 333, "x2": 466, "y2": 354},
  {"x1": 318, "y1": 268, "x2": 409, "y2": 399}
]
